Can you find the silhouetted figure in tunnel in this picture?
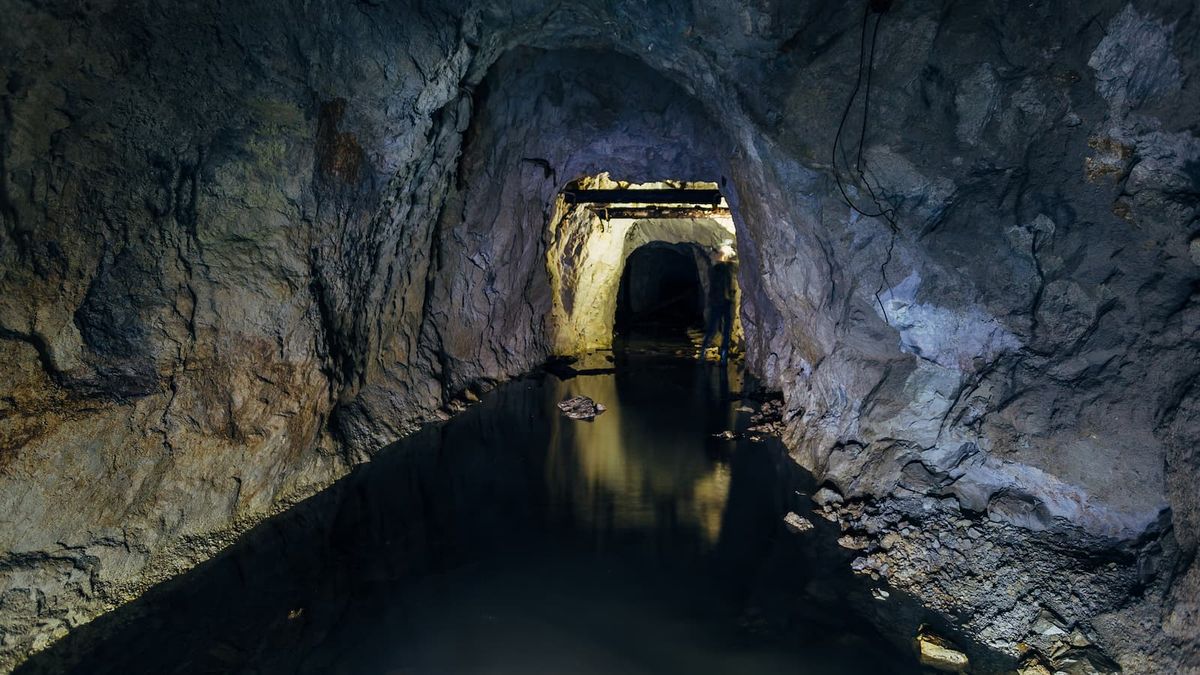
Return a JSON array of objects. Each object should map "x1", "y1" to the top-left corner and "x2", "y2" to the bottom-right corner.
[{"x1": 700, "y1": 245, "x2": 736, "y2": 363}]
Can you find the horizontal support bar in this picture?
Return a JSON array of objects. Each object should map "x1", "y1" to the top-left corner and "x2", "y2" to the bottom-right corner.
[
  {"x1": 562, "y1": 188, "x2": 723, "y2": 205},
  {"x1": 590, "y1": 207, "x2": 731, "y2": 219}
]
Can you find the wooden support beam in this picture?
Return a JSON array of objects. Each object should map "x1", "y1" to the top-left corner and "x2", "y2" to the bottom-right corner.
[{"x1": 562, "y1": 188, "x2": 723, "y2": 206}]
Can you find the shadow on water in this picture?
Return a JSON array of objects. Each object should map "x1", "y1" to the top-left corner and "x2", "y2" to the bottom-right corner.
[{"x1": 22, "y1": 355, "x2": 975, "y2": 674}]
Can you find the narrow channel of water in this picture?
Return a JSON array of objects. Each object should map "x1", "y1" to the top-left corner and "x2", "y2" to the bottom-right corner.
[{"x1": 20, "y1": 355, "x2": 928, "y2": 674}]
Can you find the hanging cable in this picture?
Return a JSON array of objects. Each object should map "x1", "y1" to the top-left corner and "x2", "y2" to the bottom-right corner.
[
  {"x1": 830, "y1": 4, "x2": 889, "y2": 219},
  {"x1": 829, "y1": 0, "x2": 900, "y2": 323}
]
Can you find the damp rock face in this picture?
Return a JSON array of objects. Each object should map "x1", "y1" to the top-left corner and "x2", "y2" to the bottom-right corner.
[{"x1": 1, "y1": 0, "x2": 1198, "y2": 672}]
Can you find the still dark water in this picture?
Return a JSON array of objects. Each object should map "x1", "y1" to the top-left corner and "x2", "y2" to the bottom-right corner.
[{"x1": 21, "y1": 356, "x2": 926, "y2": 675}]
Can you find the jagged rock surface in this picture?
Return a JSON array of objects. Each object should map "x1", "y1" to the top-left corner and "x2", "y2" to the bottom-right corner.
[
  {"x1": 815, "y1": 492, "x2": 1180, "y2": 672},
  {"x1": 1, "y1": 0, "x2": 1197, "y2": 671}
]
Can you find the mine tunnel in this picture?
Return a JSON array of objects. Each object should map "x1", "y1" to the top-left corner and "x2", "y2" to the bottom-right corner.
[
  {"x1": 2, "y1": 1, "x2": 1199, "y2": 674},
  {"x1": 614, "y1": 242, "x2": 707, "y2": 340}
]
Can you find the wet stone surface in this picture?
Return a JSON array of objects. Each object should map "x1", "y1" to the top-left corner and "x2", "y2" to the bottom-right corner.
[
  {"x1": 15, "y1": 356, "x2": 1003, "y2": 674},
  {"x1": 556, "y1": 394, "x2": 607, "y2": 420}
]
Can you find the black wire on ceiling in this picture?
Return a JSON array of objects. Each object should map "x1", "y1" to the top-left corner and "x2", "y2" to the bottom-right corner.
[{"x1": 830, "y1": 0, "x2": 900, "y2": 323}]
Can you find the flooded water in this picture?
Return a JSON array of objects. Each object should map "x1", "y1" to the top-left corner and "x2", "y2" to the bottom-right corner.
[{"x1": 19, "y1": 355, "x2": 928, "y2": 674}]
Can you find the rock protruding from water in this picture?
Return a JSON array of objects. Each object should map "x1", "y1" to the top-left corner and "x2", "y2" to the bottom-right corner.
[
  {"x1": 746, "y1": 397, "x2": 785, "y2": 437},
  {"x1": 915, "y1": 627, "x2": 970, "y2": 672},
  {"x1": 783, "y1": 511, "x2": 813, "y2": 533},
  {"x1": 557, "y1": 395, "x2": 607, "y2": 420}
]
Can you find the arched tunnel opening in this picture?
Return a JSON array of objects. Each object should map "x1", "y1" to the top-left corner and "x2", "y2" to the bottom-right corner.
[
  {"x1": 614, "y1": 242, "x2": 706, "y2": 340},
  {"x1": 546, "y1": 173, "x2": 741, "y2": 360},
  {"x1": 3, "y1": 3, "x2": 1198, "y2": 674}
]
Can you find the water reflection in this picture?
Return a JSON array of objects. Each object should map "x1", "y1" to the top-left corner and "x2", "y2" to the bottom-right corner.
[
  {"x1": 545, "y1": 363, "x2": 741, "y2": 546},
  {"x1": 19, "y1": 357, "x2": 924, "y2": 675}
]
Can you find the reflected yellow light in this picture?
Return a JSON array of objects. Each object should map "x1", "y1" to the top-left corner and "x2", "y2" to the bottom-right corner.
[{"x1": 545, "y1": 375, "x2": 733, "y2": 546}]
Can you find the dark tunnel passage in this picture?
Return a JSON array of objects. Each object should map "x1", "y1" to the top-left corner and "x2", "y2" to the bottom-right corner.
[{"x1": 614, "y1": 242, "x2": 706, "y2": 339}]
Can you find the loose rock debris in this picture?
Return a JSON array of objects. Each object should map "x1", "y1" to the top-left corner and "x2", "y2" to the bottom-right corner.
[
  {"x1": 746, "y1": 397, "x2": 785, "y2": 436},
  {"x1": 711, "y1": 395, "x2": 788, "y2": 442}
]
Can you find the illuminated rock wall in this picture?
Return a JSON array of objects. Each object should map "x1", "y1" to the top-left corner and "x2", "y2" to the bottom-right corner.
[{"x1": 547, "y1": 204, "x2": 737, "y2": 352}]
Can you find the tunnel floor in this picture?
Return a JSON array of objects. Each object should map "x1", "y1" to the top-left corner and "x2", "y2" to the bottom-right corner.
[{"x1": 20, "y1": 357, "x2": 938, "y2": 674}]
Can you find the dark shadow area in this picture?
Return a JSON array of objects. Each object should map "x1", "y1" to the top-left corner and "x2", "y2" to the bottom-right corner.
[
  {"x1": 614, "y1": 243, "x2": 705, "y2": 339},
  {"x1": 18, "y1": 358, "x2": 1012, "y2": 674}
]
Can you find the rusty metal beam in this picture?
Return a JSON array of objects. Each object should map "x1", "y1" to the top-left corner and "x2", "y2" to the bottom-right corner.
[{"x1": 562, "y1": 188, "x2": 723, "y2": 206}]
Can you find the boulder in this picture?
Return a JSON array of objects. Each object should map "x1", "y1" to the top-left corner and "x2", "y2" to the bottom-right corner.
[{"x1": 915, "y1": 627, "x2": 970, "y2": 672}]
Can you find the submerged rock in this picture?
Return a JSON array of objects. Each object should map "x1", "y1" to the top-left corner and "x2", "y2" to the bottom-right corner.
[
  {"x1": 556, "y1": 395, "x2": 607, "y2": 420},
  {"x1": 915, "y1": 627, "x2": 970, "y2": 672}
]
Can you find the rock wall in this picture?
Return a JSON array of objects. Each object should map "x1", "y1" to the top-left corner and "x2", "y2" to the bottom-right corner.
[
  {"x1": 0, "y1": 0, "x2": 482, "y2": 665},
  {"x1": 1, "y1": 0, "x2": 1197, "y2": 671},
  {"x1": 547, "y1": 206, "x2": 738, "y2": 352}
]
